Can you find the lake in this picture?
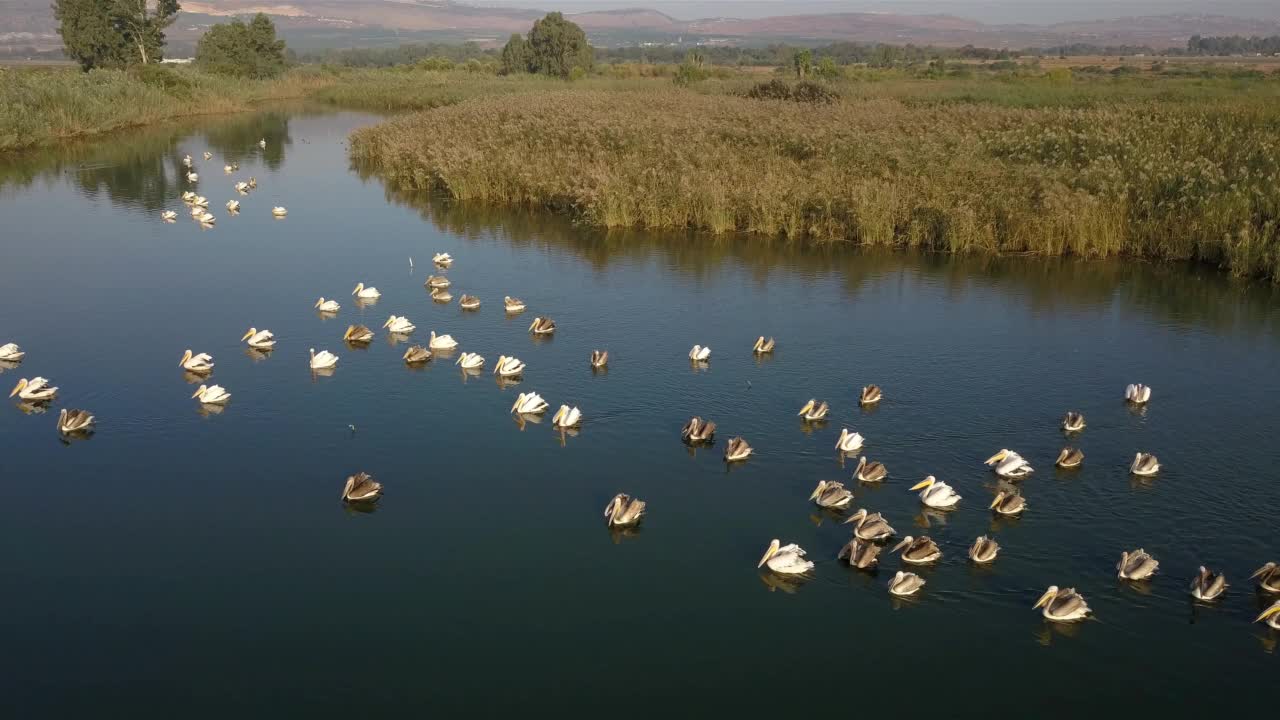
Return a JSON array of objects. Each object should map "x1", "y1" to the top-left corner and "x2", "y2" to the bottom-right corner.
[{"x1": 2, "y1": 105, "x2": 1278, "y2": 716}]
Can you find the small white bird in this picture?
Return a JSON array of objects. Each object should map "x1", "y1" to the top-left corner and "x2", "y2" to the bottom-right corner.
[
  {"x1": 455, "y1": 352, "x2": 485, "y2": 370},
  {"x1": 179, "y1": 349, "x2": 215, "y2": 374},
  {"x1": 197, "y1": 212, "x2": 215, "y2": 225},
  {"x1": 186, "y1": 172, "x2": 199, "y2": 183},
  {"x1": 258, "y1": 138, "x2": 266, "y2": 148},
  {"x1": 240, "y1": 328, "x2": 275, "y2": 350},
  {"x1": 192, "y1": 196, "x2": 209, "y2": 207},
  {"x1": 234, "y1": 181, "x2": 249, "y2": 192},
  {"x1": 383, "y1": 315, "x2": 416, "y2": 334},
  {"x1": 161, "y1": 210, "x2": 177, "y2": 221},
  {"x1": 181, "y1": 191, "x2": 196, "y2": 202},
  {"x1": 352, "y1": 283, "x2": 380, "y2": 299},
  {"x1": 314, "y1": 298, "x2": 340, "y2": 313},
  {"x1": 433, "y1": 252, "x2": 453, "y2": 266},
  {"x1": 552, "y1": 404, "x2": 582, "y2": 428},
  {"x1": 688, "y1": 345, "x2": 711, "y2": 362},
  {"x1": 272, "y1": 207, "x2": 287, "y2": 217},
  {"x1": 225, "y1": 200, "x2": 240, "y2": 212},
  {"x1": 191, "y1": 384, "x2": 230, "y2": 405},
  {"x1": 0, "y1": 343, "x2": 25, "y2": 362},
  {"x1": 1126, "y1": 383, "x2": 1153, "y2": 404},
  {"x1": 182, "y1": 155, "x2": 193, "y2": 167},
  {"x1": 835, "y1": 428, "x2": 865, "y2": 453},
  {"x1": 309, "y1": 348, "x2": 339, "y2": 370},
  {"x1": 428, "y1": 331, "x2": 458, "y2": 350},
  {"x1": 9, "y1": 377, "x2": 57, "y2": 401}
]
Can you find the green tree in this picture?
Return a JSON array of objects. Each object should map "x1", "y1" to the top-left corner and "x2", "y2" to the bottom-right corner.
[
  {"x1": 526, "y1": 12, "x2": 592, "y2": 78},
  {"x1": 195, "y1": 13, "x2": 287, "y2": 78},
  {"x1": 53, "y1": 0, "x2": 178, "y2": 70},
  {"x1": 792, "y1": 49, "x2": 813, "y2": 79},
  {"x1": 815, "y1": 56, "x2": 839, "y2": 79},
  {"x1": 111, "y1": 0, "x2": 179, "y2": 65},
  {"x1": 499, "y1": 33, "x2": 530, "y2": 74}
]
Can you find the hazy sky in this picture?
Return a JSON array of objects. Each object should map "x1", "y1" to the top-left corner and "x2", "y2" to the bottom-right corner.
[{"x1": 467, "y1": 1, "x2": 1280, "y2": 24}]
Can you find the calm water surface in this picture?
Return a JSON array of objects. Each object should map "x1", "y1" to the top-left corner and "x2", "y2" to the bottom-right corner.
[{"x1": 2, "y1": 106, "x2": 1278, "y2": 716}]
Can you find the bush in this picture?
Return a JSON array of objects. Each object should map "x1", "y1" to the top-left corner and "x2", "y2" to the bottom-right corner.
[
  {"x1": 745, "y1": 79, "x2": 838, "y2": 103},
  {"x1": 128, "y1": 64, "x2": 193, "y2": 99},
  {"x1": 195, "y1": 13, "x2": 287, "y2": 79},
  {"x1": 416, "y1": 56, "x2": 455, "y2": 72}
]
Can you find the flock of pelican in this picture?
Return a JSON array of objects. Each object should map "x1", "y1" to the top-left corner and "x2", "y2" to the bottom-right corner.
[{"x1": 165, "y1": 146, "x2": 283, "y2": 227}]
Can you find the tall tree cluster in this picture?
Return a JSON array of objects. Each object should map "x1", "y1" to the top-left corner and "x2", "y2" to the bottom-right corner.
[
  {"x1": 195, "y1": 13, "x2": 287, "y2": 79},
  {"x1": 54, "y1": 0, "x2": 180, "y2": 70},
  {"x1": 499, "y1": 12, "x2": 592, "y2": 78}
]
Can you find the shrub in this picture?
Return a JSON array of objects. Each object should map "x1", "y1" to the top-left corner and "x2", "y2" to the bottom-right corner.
[
  {"x1": 745, "y1": 79, "x2": 838, "y2": 103},
  {"x1": 128, "y1": 64, "x2": 192, "y2": 99},
  {"x1": 195, "y1": 13, "x2": 287, "y2": 79}
]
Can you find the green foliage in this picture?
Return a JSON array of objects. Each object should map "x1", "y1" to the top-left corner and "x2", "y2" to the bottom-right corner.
[
  {"x1": 815, "y1": 56, "x2": 840, "y2": 80},
  {"x1": 53, "y1": 0, "x2": 178, "y2": 70},
  {"x1": 499, "y1": 34, "x2": 530, "y2": 75},
  {"x1": 195, "y1": 13, "x2": 287, "y2": 79},
  {"x1": 415, "y1": 56, "x2": 456, "y2": 72},
  {"x1": 673, "y1": 51, "x2": 709, "y2": 87},
  {"x1": 745, "y1": 79, "x2": 838, "y2": 103},
  {"x1": 128, "y1": 63, "x2": 193, "y2": 99},
  {"x1": 525, "y1": 12, "x2": 593, "y2": 79},
  {"x1": 792, "y1": 49, "x2": 813, "y2": 79}
]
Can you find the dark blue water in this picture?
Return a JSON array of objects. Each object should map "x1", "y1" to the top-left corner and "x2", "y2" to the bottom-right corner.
[{"x1": 2, "y1": 106, "x2": 1278, "y2": 717}]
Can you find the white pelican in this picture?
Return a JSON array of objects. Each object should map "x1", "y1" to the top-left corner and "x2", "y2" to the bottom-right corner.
[
  {"x1": 226, "y1": 200, "x2": 240, "y2": 212},
  {"x1": 258, "y1": 138, "x2": 266, "y2": 148},
  {"x1": 510, "y1": 392, "x2": 549, "y2": 414},
  {"x1": 203, "y1": 151, "x2": 212, "y2": 160},
  {"x1": 590, "y1": 350, "x2": 608, "y2": 369},
  {"x1": 860, "y1": 385, "x2": 882, "y2": 406},
  {"x1": 1034, "y1": 586, "x2": 1091, "y2": 622},
  {"x1": 989, "y1": 490, "x2": 1026, "y2": 516},
  {"x1": 1117, "y1": 549, "x2": 1159, "y2": 581},
  {"x1": 314, "y1": 298, "x2": 340, "y2": 313},
  {"x1": 1125, "y1": 383, "x2": 1152, "y2": 404},
  {"x1": 191, "y1": 384, "x2": 230, "y2": 404},
  {"x1": 1257, "y1": 601, "x2": 1280, "y2": 629},
  {"x1": 1056, "y1": 447, "x2": 1084, "y2": 468},
  {"x1": 224, "y1": 164, "x2": 234, "y2": 174},
  {"x1": 528, "y1": 317, "x2": 555, "y2": 335},
  {"x1": 459, "y1": 295, "x2": 481, "y2": 310},
  {"x1": 57, "y1": 408, "x2": 95, "y2": 434},
  {"x1": 352, "y1": 283, "x2": 381, "y2": 299},
  {"x1": 182, "y1": 155, "x2": 193, "y2": 167},
  {"x1": 181, "y1": 191, "x2": 196, "y2": 202},
  {"x1": 190, "y1": 206, "x2": 205, "y2": 218},
  {"x1": 343, "y1": 325, "x2": 374, "y2": 344},
  {"x1": 969, "y1": 536, "x2": 1000, "y2": 564},
  {"x1": 552, "y1": 404, "x2": 582, "y2": 428},
  {"x1": 248, "y1": 177, "x2": 257, "y2": 188},
  {"x1": 179, "y1": 349, "x2": 214, "y2": 374},
  {"x1": 985, "y1": 449, "x2": 1033, "y2": 479},
  {"x1": 843, "y1": 508, "x2": 895, "y2": 541},
  {"x1": 161, "y1": 210, "x2": 177, "y2": 221},
  {"x1": 752, "y1": 336, "x2": 775, "y2": 353},
  {"x1": 604, "y1": 493, "x2": 645, "y2": 527},
  {"x1": 426, "y1": 275, "x2": 451, "y2": 289},
  {"x1": 234, "y1": 181, "x2": 249, "y2": 192},
  {"x1": 429, "y1": 331, "x2": 458, "y2": 350},
  {"x1": 1252, "y1": 562, "x2": 1280, "y2": 593},
  {"x1": 504, "y1": 296, "x2": 526, "y2": 313},
  {"x1": 835, "y1": 428, "x2": 864, "y2": 453},
  {"x1": 891, "y1": 535, "x2": 942, "y2": 564},
  {"x1": 197, "y1": 212, "x2": 215, "y2": 225},
  {"x1": 493, "y1": 355, "x2": 525, "y2": 377},
  {"x1": 241, "y1": 328, "x2": 275, "y2": 350},
  {"x1": 854, "y1": 456, "x2": 887, "y2": 483},
  {"x1": 910, "y1": 476, "x2": 961, "y2": 509},
  {"x1": 1062, "y1": 411, "x2": 1086, "y2": 432},
  {"x1": 432, "y1": 252, "x2": 453, "y2": 266},
  {"x1": 838, "y1": 539, "x2": 881, "y2": 569},
  {"x1": 455, "y1": 352, "x2": 484, "y2": 370},
  {"x1": 342, "y1": 472, "x2": 381, "y2": 503},
  {"x1": 1190, "y1": 566, "x2": 1227, "y2": 601},
  {"x1": 797, "y1": 399, "x2": 829, "y2": 421},
  {"x1": 403, "y1": 345, "x2": 432, "y2": 364},
  {"x1": 757, "y1": 539, "x2": 813, "y2": 575},
  {"x1": 809, "y1": 480, "x2": 853, "y2": 509},
  {"x1": 383, "y1": 315, "x2": 416, "y2": 334},
  {"x1": 190, "y1": 195, "x2": 209, "y2": 207},
  {"x1": 888, "y1": 571, "x2": 926, "y2": 597},
  {"x1": 186, "y1": 172, "x2": 198, "y2": 183},
  {"x1": 724, "y1": 437, "x2": 752, "y2": 462},
  {"x1": 430, "y1": 288, "x2": 452, "y2": 303},
  {"x1": 272, "y1": 207, "x2": 287, "y2": 217},
  {"x1": 688, "y1": 345, "x2": 711, "y2": 362},
  {"x1": 0, "y1": 343, "x2": 24, "y2": 362},
  {"x1": 681, "y1": 417, "x2": 716, "y2": 443},
  {"x1": 9, "y1": 377, "x2": 57, "y2": 401},
  {"x1": 1130, "y1": 453, "x2": 1160, "y2": 476},
  {"x1": 309, "y1": 348, "x2": 339, "y2": 370}
]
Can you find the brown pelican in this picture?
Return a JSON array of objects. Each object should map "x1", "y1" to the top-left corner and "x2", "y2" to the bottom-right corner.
[
  {"x1": 383, "y1": 316, "x2": 416, "y2": 334},
  {"x1": 57, "y1": 408, "x2": 95, "y2": 434},
  {"x1": 604, "y1": 493, "x2": 645, "y2": 527},
  {"x1": 910, "y1": 476, "x2": 961, "y2": 509},
  {"x1": 510, "y1": 392, "x2": 549, "y2": 415},
  {"x1": 431, "y1": 288, "x2": 453, "y2": 303},
  {"x1": 590, "y1": 350, "x2": 609, "y2": 368},
  {"x1": 432, "y1": 252, "x2": 453, "y2": 267},
  {"x1": 343, "y1": 325, "x2": 374, "y2": 344},
  {"x1": 859, "y1": 385, "x2": 882, "y2": 406},
  {"x1": 191, "y1": 384, "x2": 231, "y2": 404},
  {"x1": 552, "y1": 404, "x2": 583, "y2": 428},
  {"x1": 241, "y1": 328, "x2": 275, "y2": 350},
  {"x1": 724, "y1": 437, "x2": 753, "y2": 462},
  {"x1": 314, "y1": 297, "x2": 340, "y2": 313},
  {"x1": 892, "y1": 535, "x2": 941, "y2": 564},
  {"x1": 985, "y1": 449, "x2": 1033, "y2": 479},
  {"x1": 843, "y1": 508, "x2": 896, "y2": 541},
  {"x1": 797, "y1": 399, "x2": 829, "y2": 421},
  {"x1": 9, "y1": 377, "x2": 58, "y2": 401},
  {"x1": 888, "y1": 571, "x2": 926, "y2": 597},
  {"x1": 1056, "y1": 447, "x2": 1084, "y2": 468},
  {"x1": 309, "y1": 348, "x2": 339, "y2": 370},
  {"x1": 1190, "y1": 566, "x2": 1227, "y2": 601},
  {"x1": 0, "y1": 343, "x2": 25, "y2": 362},
  {"x1": 688, "y1": 345, "x2": 711, "y2": 362},
  {"x1": 1125, "y1": 383, "x2": 1152, "y2": 404},
  {"x1": 758, "y1": 539, "x2": 813, "y2": 574},
  {"x1": 342, "y1": 472, "x2": 382, "y2": 503},
  {"x1": 969, "y1": 536, "x2": 1000, "y2": 564},
  {"x1": 1062, "y1": 412, "x2": 1086, "y2": 432},
  {"x1": 1130, "y1": 453, "x2": 1160, "y2": 476},
  {"x1": 179, "y1": 349, "x2": 215, "y2": 374},
  {"x1": 1251, "y1": 562, "x2": 1280, "y2": 593},
  {"x1": 854, "y1": 456, "x2": 887, "y2": 482},
  {"x1": 752, "y1": 336, "x2": 776, "y2": 354},
  {"x1": 835, "y1": 428, "x2": 864, "y2": 453},
  {"x1": 681, "y1": 417, "x2": 716, "y2": 443},
  {"x1": 459, "y1": 295, "x2": 481, "y2": 310},
  {"x1": 989, "y1": 491, "x2": 1026, "y2": 516},
  {"x1": 809, "y1": 480, "x2": 854, "y2": 509},
  {"x1": 403, "y1": 345, "x2": 432, "y2": 365},
  {"x1": 1116, "y1": 549, "x2": 1159, "y2": 580},
  {"x1": 504, "y1": 296, "x2": 526, "y2": 313},
  {"x1": 426, "y1": 275, "x2": 451, "y2": 289},
  {"x1": 528, "y1": 317, "x2": 556, "y2": 335},
  {"x1": 1034, "y1": 586, "x2": 1091, "y2": 622},
  {"x1": 1257, "y1": 600, "x2": 1280, "y2": 629},
  {"x1": 838, "y1": 538, "x2": 881, "y2": 569},
  {"x1": 351, "y1": 283, "x2": 381, "y2": 299}
]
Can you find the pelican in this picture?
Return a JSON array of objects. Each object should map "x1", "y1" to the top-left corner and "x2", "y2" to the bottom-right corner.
[
  {"x1": 838, "y1": 539, "x2": 881, "y2": 569},
  {"x1": 1257, "y1": 601, "x2": 1280, "y2": 629},
  {"x1": 428, "y1": 332, "x2": 458, "y2": 350},
  {"x1": 854, "y1": 456, "x2": 887, "y2": 483},
  {"x1": 493, "y1": 355, "x2": 525, "y2": 377},
  {"x1": 403, "y1": 345, "x2": 432, "y2": 364},
  {"x1": 860, "y1": 385, "x2": 882, "y2": 406},
  {"x1": 186, "y1": 172, "x2": 198, "y2": 183},
  {"x1": 809, "y1": 480, "x2": 854, "y2": 509},
  {"x1": 604, "y1": 493, "x2": 645, "y2": 527},
  {"x1": 889, "y1": 571, "x2": 926, "y2": 597},
  {"x1": 724, "y1": 437, "x2": 752, "y2": 462},
  {"x1": 248, "y1": 177, "x2": 257, "y2": 188},
  {"x1": 190, "y1": 205, "x2": 205, "y2": 218},
  {"x1": 590, "y1": 350, "x2": 608, "y2": 369},
  {"x1": 432, "y1": 252, "x2": 453, "y2": 267},
  {"x1": 758, "y1": 539, "x2": 813, "y2": 575},
  {"x1": 240, "y1": 328, "x2": 275, "y2": 350},
  {"x1": 552, "y1": 404, "x2": 582, "y2": 428},
  {"x1": 835, "y1": 428, "x2": 864, "y2": 453},
  {"x1": 969, "y1": 536, "x2": 1000, "y2": 564},
  {"x1": 431, "y1": 288, "x2": 453, "y2": 303},
  {"x1": 57, "y1": 408, "x2": 95, "y2": 434},
  {"x1": 989, "y1": 490, "x2": 1026, "y2": 516},
  {"x1": 182, "y1": 154, "x2": 192, "y2": 167},
  {"x1": 1190, "y1": 566, "x2": 1227, "y2": 601},
  {"x1": 504, "y1": 296, "x2": 526, "y2": 313},
  {"x1": 258, "y1": 138, "x2": 266, "y2": 148},
  {"x1": 234, "y1": 181, "x2": 249, "y2": 192},
  {"x1": 891, "y1": 535, "x2": 941, "y2": 564},
  {"x1": 1034, "y1": 586, "x2": 1091, "y2": 622},
  {"x1": 456, "y1": 352, "x2": 484, "y2": 370},
  {"x1": 688, "y1": 345, "x2": 711, "y2": 362},
  {"x1": 181, "y1": 191, "x2": 196, "y2": 202},
  {"x1": 1251, "y1": 562, "x2": 1280, "y2": 593},
  {"x1": 681, "y1": 416, "x2": 716, "y2": 443},
  {"x1": 190, "y1": 384, "x2": 230, "y2": 404},
  {"x1": 986, "y1": 449, "x2": 1033, "y2": 479},
  {"x1": 225, "y1": 200, "x2": 240, "y2": 213},
  {"x1": 192, "y1": 195, "x2": 209, "y2": 207},
  {"x1": 309, "y1": 348, "x2": 339, "y2": 370},
  {"x1": 798, "y1": 399, "x2": 829, "y2": 422},
  {"x1": 1062, "y1": 411, "x2": 1086, "y2": 432},
  {"x1": 197, "y1": 212, "x2": 216, "y2": 225},
  {"x1": 161, "y1": 210, "x2": 177, "y2": 221},
  {"x1": 426, "y1": 275, "x2": 451, "y2": 289},
  {"x1": 752, "y1": 336, "x2": 775, "y2": 354},
  {"x1": 1117, "y1": 549, "x2": 1159, "y2": 581},
  {"x1": 9, "y1": 377, "x2": 57, "y2": 401},
  {"x1": 343, "y1": 325, "x2": 374, "y2": 344},
  {"x1": 1125, "y1": 383, "x2": 1152, "y2": 404},
  {"x1": 223, "y1": 164, "x2": 234, "y2": 174},
  {"x1": 203, "y1": 151, "x2": 212, "y2": 160},
  {"x1": 0, "y1": 343, "x2": 24, "y2": 362},
  {"x1": 910, "y1": 476, "x2": 961, "y2": 509},
  {"x1": 314, "y1": 298, "x2": 340, "y2": 313},
  {"x1": 511, "y1": 392, "x2": 549, "y2": 415},
  {"x1": 342, "y1": 472, "x2": 382, "y2": 503},
  {"x1": 843, "y1": 508, "x2": 895, "y2": 541},
  {"x1": 528, "y1": 317, "x2": 555, "y2": 335},
  {"x1": 383, "y1": 315, "x2": 416, "y2": 334},
  {"x1": 179, "y1": 349, "x2": 215, "y2": 374},
  {"x1": 272, "y1": 207, "x2": 287, "y2": 217},
  {"x1": 459, "y1": 295, "x2": 481, "y2": 310},
  {"x1": 352, "y1": 283, "x2": 381, "y2": 299},
  {"x1": 1056, "y1": 447, "x2": 1084, "y2": 468},
  {"x1": 1130, "y1": 453, "x2": 1160, "y2": 476}
]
